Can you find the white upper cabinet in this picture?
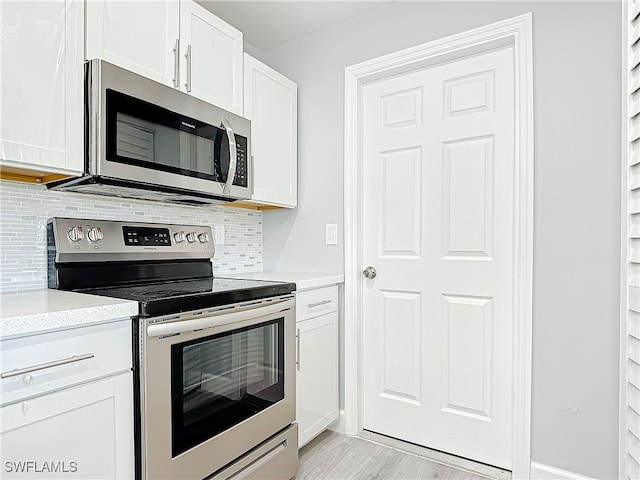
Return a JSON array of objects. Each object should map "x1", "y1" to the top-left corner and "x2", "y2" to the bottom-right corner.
[
  {"x1": 0, "y1": 0, "x2": 84, "y2": 176},
  {"x1": 180, "y1": 1, "x2": 243, "y2": 114},
  {"x1": 85, "y1": 0, "x2": 243, "y2": 115},
  {"x1": 243, "y1": 54, "x2": 298, "y2": 208},
  {"x1": 85, "y1": 1, "x2": 180, "y2": 89}
]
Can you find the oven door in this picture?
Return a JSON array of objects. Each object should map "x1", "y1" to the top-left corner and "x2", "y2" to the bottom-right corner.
[{"x1": 141, "y1": 296, "x2": 296, "y2": 480}]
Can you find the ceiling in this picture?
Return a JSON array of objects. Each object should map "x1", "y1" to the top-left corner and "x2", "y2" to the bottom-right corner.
[{"x1": 198, "y1": 1, "x2": 393, "y2": 50}]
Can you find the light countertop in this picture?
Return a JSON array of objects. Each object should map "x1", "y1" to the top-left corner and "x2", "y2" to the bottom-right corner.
[
  {"x1": 1, "y1": 289, "x2": 138, "y2": 339},
  {"x1": 220, "y1": 272, "x2": 344, "y2": 291}
]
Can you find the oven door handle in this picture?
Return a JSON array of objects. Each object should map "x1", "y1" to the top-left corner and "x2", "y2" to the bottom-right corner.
[{"x1": 147, "y1": 298, "x2": 295, "y2": 338}]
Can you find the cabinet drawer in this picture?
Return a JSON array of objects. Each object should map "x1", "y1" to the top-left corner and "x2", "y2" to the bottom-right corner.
[
  {"x1": 296, "y1": 286, "x2": 338, "y2": 321},
  {"x1": 1, "y1": 320, "x2": 132, "y2": 406}
]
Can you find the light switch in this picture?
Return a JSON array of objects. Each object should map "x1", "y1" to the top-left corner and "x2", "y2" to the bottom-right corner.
[
  {"x1": 214, "y1": 225, "x2": 225, "y2": 246},
  {"x1": 325, "y1": 224, "x2": 338, "y2": 245}
]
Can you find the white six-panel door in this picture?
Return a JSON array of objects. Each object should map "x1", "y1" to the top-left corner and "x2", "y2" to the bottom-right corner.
[{"x1": 362, "y1": 46, "x2": 515, "y2": 469}]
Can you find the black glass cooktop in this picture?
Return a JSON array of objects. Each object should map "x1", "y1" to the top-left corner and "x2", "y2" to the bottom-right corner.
[{"x1": 78, "y1": 277, "x2": 296, "y2": 318}]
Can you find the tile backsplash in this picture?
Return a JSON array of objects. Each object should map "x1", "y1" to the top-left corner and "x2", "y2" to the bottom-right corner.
[{"x1": 0, "y1": 180, "x2": 262, "y2": 293}]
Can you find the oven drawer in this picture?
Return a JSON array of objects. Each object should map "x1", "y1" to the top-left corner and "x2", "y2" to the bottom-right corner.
[
  {"x1": 211, "y1": 424, "x2": 298, "y2": 480},
  {"x1": 1, "y1": 320, "x2": 132, "y2": 406},
  {"x1": 296, "y1": 286, "x2": 338, "y2": 321}
]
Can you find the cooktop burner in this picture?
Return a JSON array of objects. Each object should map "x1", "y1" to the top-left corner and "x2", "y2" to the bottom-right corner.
[{"x1": 77, "y1": 277, "x2": 296, "y2": 318}]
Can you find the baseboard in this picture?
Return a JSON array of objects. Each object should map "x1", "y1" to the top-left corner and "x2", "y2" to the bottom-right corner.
[
  {"x1": 328, "y1": 409, "x2": 346, "y2": 435},
  {"x1": 530, "y1": 462, "x2": 595, "y2": 480}
]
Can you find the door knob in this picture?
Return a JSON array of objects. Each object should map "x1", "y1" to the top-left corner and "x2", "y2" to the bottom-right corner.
[{"x1": 363, "y1": 266, "x2": 377, "y2": 279}]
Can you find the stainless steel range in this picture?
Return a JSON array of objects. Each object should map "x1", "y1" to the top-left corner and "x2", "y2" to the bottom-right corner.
[{"x1": 47, "y1": 217, "x2": 298, "y2": 480}]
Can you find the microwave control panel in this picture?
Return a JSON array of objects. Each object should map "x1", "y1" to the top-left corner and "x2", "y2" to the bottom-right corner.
[{"x1": 233, "y1": 136, "x2": 248, "y2": 188}]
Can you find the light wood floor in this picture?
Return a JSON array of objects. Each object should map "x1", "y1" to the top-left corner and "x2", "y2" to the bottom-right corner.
[{"x1": 296, "y1": 431, "x2": 499, "y2": 480}]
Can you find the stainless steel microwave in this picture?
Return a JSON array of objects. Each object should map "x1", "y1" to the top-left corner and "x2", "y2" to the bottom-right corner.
[{"x1": 49, "y1": 59, "x2": 251, "y2": 205}]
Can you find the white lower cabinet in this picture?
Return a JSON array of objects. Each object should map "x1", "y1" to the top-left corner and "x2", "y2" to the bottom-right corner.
[
  {"x1": 0, "y1": 320, "x2": 134, "y2": 479},
  {"x1": 295, "y1": 286, "x2": 339, "y2": 447},
  {"x1": 1, "y1": 373, "x2": 134, "y2": 479}
]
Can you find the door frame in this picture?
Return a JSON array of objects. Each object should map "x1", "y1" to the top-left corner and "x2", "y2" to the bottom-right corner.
[{"x1": 343, "y1": 13, "x2": 534, "y2": 479}]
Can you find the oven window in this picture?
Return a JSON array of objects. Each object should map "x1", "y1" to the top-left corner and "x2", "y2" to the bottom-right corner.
[
  {"x1": 171, "y1": 318, "x2": 284, "y2": 457},
  {"x1": 105, "y1": 89, "x2": 248, "y2": 187}
]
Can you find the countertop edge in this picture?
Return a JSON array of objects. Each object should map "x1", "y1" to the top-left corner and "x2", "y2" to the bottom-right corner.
[
  {"x1": 293, "y1": 275, "x2": 344, "y2": 291},
  {"x1": 1, "y1": 290, "x2": 138, "y2": 340}
]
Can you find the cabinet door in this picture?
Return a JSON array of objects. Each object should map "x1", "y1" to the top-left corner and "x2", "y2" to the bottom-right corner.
[
  {"x1": 296, "y1": 312, "x2": 339, "y2": 447},
  {"x1": 0, "y1": 0, "x2": 83, "y2": 174},
  {"x1": 180, "y1": 1, "x2": 243, "y2": 114},
  {"x1": 1, "y1": 373, "x2": 134, "y2": 479},
  {"x1": 85, "y1": 0, "x2": 180, "y2": 89},
  {"x1": 244, "y1": 55, "x2": 298, "y2": 208}
]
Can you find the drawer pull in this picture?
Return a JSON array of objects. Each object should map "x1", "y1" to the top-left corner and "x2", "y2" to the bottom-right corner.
[
  {"x1": 1, "y1": 353, "x2": 95, "y2": 379},
  {"x1": 308, "y1": 299, "x2": 332, "y2": 308}
]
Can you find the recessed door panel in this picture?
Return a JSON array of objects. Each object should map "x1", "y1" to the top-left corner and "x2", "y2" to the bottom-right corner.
[
  {"x1": 381, "y1": 88, "x2": 423, "y2": 130},
  {"x1": 442, "y1": 294, "x2": 493, "y2": 421},
  {"x1": 444, "y1": 71, "x2": 495, "y2": 118},
  {"x1": 380, "y1": 147, "x2": 423, "y2": 258},
  {"x1": 442, "y1": 136, "x2": 494, "y2": 259},
  {"x1": 379, "y1": 290, "x2": 422, "y2": 405}
]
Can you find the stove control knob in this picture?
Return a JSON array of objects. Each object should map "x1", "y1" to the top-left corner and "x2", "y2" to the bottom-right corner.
[
  {"x1": 174, "y1": 231, "x2": 186, "y2": 243},
  {"x1": 186, "y1": 232, "x2": 197, "y2": 243},
  {"x1": 198, "y1": 232, "x2": 210, "y2": 243},
  {"x1": 87, "y1": 227, "x2": 103, "y2": 243},
  {"x1": 67, "y1": 226, "x2": 84, "y2": 242}
]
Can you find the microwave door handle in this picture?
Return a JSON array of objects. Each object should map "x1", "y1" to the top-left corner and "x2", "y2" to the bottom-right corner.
[{"x1": 221, "y1": 118, "x2": 237, "y2": 195}]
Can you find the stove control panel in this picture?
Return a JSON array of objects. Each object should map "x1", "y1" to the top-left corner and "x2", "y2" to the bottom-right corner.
[
  {"x1": 48, "y1": 218, "x2": 215, "y2": 262},
  {"x1": 123, "y1": 226, "x2": 171, "y2": 247}
]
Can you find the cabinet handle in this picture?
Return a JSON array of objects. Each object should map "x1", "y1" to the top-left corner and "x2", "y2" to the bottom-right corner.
[
  {"x1": 308, "y1": 299, "x2": 332, "y2": 308},
  {"x1": 221, "y1": 118, "x2": 237, "y2": 195},
  {"x1": 296, "y1": 328, "x2": 301, "y2": 372},
  {"x1": 1, "y1": 353, "x2": 95, "y2": 379},
  {"x1": 184, "y1": 44, "x2": 192, "y2": 92},
  {"x1": 172, "y1": 38, "x2": 180, "y2": 88}
]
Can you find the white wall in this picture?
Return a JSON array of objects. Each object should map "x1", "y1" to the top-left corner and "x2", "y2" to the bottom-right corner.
[{"x1": 250, "y1": 2, "x2": 622, "y2": 478}]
